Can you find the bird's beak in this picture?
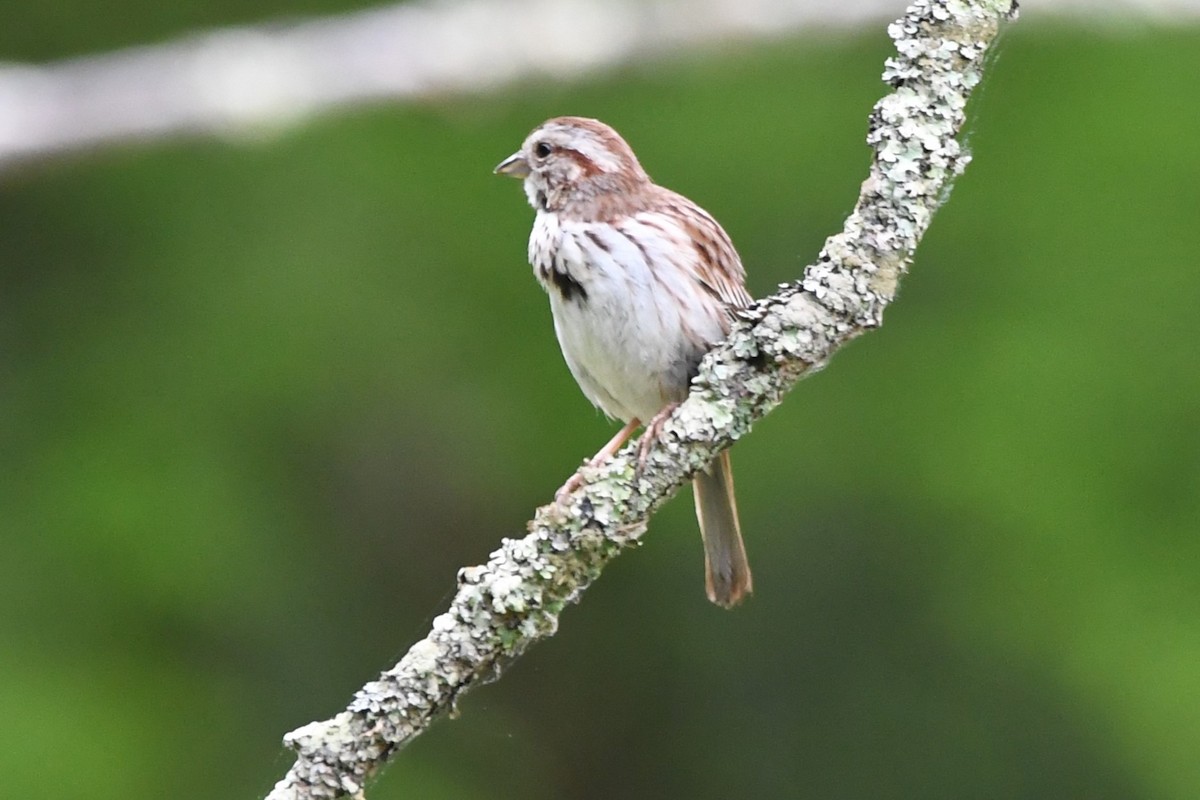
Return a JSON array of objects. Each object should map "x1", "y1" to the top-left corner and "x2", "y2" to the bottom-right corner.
[{"x1": 494, "y1": 152, "x2": 530, "y2": 178}]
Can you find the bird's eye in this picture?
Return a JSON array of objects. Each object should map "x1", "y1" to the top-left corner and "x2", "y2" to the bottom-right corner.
[{"x1": 533, "y1": 141, "x2": 552, "y2": 158}]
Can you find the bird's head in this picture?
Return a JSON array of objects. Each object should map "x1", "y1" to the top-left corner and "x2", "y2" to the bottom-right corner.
[{"x1": 495, "y1": 116, "x2": 650, "y2": 214}]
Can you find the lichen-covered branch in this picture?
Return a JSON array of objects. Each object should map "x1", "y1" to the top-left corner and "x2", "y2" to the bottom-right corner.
[{"x1": 265, "y1": 1, "x2": 1018, "y2": 797}]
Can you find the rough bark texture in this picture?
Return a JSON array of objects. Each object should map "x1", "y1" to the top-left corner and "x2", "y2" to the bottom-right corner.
[{"x1": 266, "y1": 1, "x2": 1019, "y2": 797}]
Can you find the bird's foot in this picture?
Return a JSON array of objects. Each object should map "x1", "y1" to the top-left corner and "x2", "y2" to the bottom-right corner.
[
  {"x1": 636, "y1": 402, "x2": 680, "y2": 471},
  {"x1": 555, "y1": 418, "x2": 641, "y2": 502}
]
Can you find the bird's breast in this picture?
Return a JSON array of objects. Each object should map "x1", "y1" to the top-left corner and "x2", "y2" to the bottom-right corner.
[{"x1": 527, "y1": 211, "x2": 722, "y2": 422}]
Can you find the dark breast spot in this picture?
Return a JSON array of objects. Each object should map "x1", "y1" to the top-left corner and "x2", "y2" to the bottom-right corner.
[{"x1": 548, "y1": 267, "x2": 588, "y2": 303}]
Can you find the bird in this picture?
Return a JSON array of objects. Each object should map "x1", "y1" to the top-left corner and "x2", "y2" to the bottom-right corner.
[{"x1": 495, "y1": 116, "x2": 752, "y2": 608}]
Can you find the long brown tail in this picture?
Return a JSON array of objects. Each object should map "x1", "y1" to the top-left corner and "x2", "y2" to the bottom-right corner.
[{"x1": 693, "y1": 450, "x2": 752, "y2": 608}]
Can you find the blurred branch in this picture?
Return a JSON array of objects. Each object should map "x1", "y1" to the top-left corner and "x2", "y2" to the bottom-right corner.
[
  {"x1": 0, "y1": 0, "x2": 903, "y2": 172},
  {"x1": 264, "y1": 0, "x2": 1017, "y2": 797},
  {"x1": 0, "y1": 0, "x2": 1179, "y2": 173}
]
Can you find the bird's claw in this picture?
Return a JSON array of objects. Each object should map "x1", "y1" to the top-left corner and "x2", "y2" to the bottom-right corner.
[
  {"x1": 555, "y1": 470, "x2": 586, "y2": 503},
  {"x1": 635, "y1": 402, "x2": 679, "y2": 472}
]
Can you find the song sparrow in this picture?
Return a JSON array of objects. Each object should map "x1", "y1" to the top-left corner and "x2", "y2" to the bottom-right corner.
[{"x1": 495, "y1": 116, "x2": 752, "y2": 608}]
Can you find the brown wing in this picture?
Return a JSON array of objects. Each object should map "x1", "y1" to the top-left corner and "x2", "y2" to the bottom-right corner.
[{"x1": 654, "y1": 187, "x2": 753, "y2": 313}]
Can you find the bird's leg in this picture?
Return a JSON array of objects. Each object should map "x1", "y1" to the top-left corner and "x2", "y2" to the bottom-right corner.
[
  {"x1": 591, "y1": 417, "x2": 643, "y2": 465},
  {"x1": 636, "y1": 402, "x2": 680, "y2": 470},
  {"x1": 556, "y1": 418, "x2": 641, "y2": 500}
]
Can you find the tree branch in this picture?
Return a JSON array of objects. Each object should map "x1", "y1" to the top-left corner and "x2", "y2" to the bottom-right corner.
[
  {"x1": 265, "y1": 1, "x2": 1019, "y2": 797},
  {"x1": 0, "y1": 0, "x2": 903, "y2": 172}
]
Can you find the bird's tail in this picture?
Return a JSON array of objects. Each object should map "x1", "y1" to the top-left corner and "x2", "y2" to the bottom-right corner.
[{"x1": 693, "y1": 450, "x2": 752, "y2": 608}]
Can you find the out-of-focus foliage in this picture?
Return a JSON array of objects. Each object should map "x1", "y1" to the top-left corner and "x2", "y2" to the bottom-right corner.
[{"x1": 1, "y1": 11, "x2": 1197, "y2": 800}]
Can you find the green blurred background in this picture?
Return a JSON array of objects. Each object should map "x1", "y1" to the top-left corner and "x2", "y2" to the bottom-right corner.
[{"x1": 2, "y1": 4, "x2": 1198, "y2": 798}]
